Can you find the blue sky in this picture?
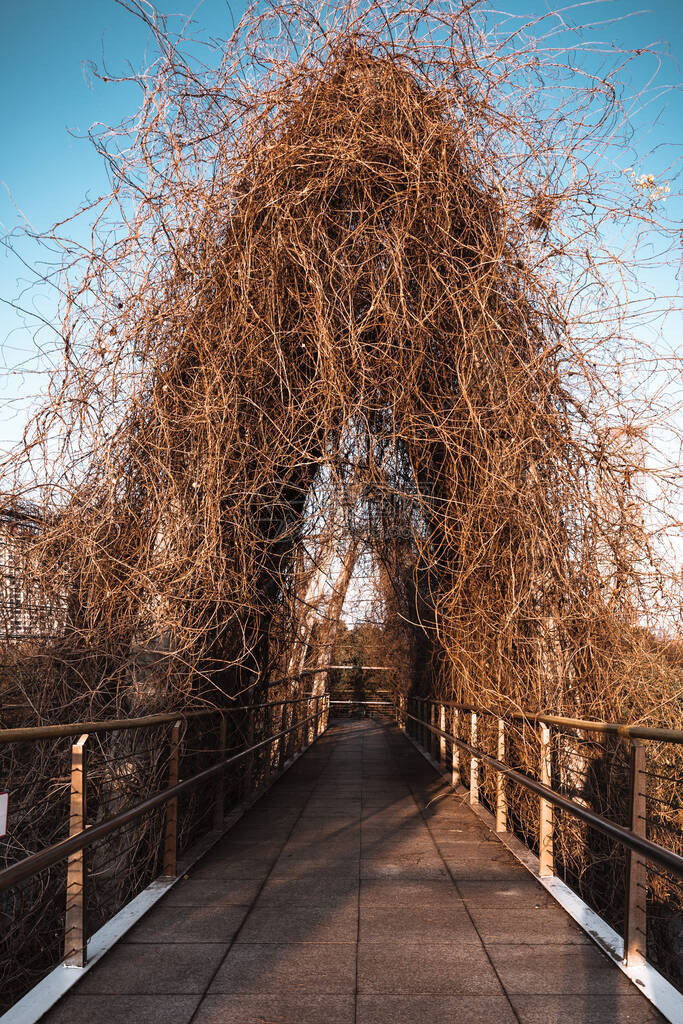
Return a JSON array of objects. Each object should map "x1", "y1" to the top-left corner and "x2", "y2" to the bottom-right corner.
[{"x1": 0, "y1": 0, "x2": 681, "y2": 451}]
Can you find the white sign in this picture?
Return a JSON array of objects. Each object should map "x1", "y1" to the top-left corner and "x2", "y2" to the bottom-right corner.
[{"x1": 0, "y1": 793, "x2": 8, "y2": 837}]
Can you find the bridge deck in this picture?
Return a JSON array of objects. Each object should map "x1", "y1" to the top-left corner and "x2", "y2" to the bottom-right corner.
[{"x1": 44, "y1": 720, "x2": 662, "y2": 1024}]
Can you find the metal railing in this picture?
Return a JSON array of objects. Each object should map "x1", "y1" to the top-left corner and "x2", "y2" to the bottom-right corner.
[
  {"x1": 0, "y1": 689, "x2": 330, "y2": 1011},
  {"x1": 396, "y1": 696, "x2": 682, "y2": 984}
]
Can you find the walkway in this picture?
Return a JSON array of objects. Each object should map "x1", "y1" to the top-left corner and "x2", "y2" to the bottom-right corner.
[{"x1": 43, "y1": 720, "x2": 663, "y2": 1024}]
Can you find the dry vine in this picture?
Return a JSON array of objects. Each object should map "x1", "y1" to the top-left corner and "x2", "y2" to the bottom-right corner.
[{"x1": 1, "y1": 0, "x2": 681, "y2": 1001}]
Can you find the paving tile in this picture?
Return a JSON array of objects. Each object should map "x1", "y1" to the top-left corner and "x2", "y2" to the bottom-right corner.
[
  {"x1": 198, "y1": 838, "x2": 283, "y2": 860},
  {"x1": 191, "y1": 848, "x2": 279, "y2": 879},
  {"x1": 299, "y1": 806, "x2": 361, "y2": 818},
  {"x1": 470, "y1": 906, "x2": 593, "y2": 944},
  {"x1": 237, "y1": 902, "x2": 358, "y2": 942},
  {"x1": 362, "y1": 800, "x2": 416, "y2": 817},
  {"x1": 457, "y1": 879, "x2": 556, "y2": 908},
  {"x1": 42, "y1": 995, "x2": 201, "y2": 1024},
  {"x1": 360, "y1": 853, "x2": 448, "y2": 879},
  {"x1": 363, "y1": 790, "x2": 412, "y2": 800},
  {"x1": 360, "y1": 877, "x2": 460, "y2": 908},
  {"x1": 422, "y1": 803, "x2": 474, "y2": 820},
  {"x1": 290, "y1": 822, "x2": 360, "y2": 842},
  {"x1": 361, "y1": 840, "x2": 435, "y2": 860},
  {"x1": 282, "y1": 835, "x2": 360, "y2": 855},
  {"x1": 191, "y1": 859, "x2": 277, "y2": 880},
  {"x1": 430, "y1": 827, "x2": 498, "y2": 843},
  {"x1": 311, "y1": 790, "x2": 362, "y2": 798},
  {"x1": 509, "y1": 993, "x2": 667, "y2": 1023},
  {"x1": 210, "y1": 942, "x2": 357, "y2": 993},
  {"x1": 437, "y1": 841, "x2": 516, "y2": 861},
  {"x1": 124, "y1": 902, "x2": 249, "y2": 943},
  {"x1": 77, "y1": 943, "x2": 230, "y2": 994},
  {"x1": 193, "y1": 994, "x2": 356, "y2": 1023},
  {"x1": 163, "y1": 877, "x2": 263, "y2": 906},
  {"x1": 223, "y1": 822, "x2": 294, "y2": 842},
  {"x1": 357, "y1": 941, "x2": 500, "y2": 994},
  {"x1": 360, "y1": 904, "x2": 479, "y2": 943},
  {"x1": 259, "y1": 876, "x2": 359, "y2": 906},
  {"x1": 270, "y1": 857, "x2": 360, "y2": 879},
  {"x1": 486, "y1": 944, "x2": 637, "y2": 994},
  {"x1": 445, "y1": 860, "x2": 527, "y2": 882},
  {"x1": 357, "y1": 994, "x2": 517, "y2": 1024},
  {"x1": 361, "y1": 827, "x2": 428, "y2": 846}
]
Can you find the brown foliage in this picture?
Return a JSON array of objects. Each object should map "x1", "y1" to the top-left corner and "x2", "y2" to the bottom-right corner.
[{"x1": 1, "y1": 0, "x2": 680, "y2": 729}]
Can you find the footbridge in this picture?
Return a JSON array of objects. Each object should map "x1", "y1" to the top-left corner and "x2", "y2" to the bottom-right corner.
[{"x1": 1, "y1": 688, "x2": 682, "y2": 1024}]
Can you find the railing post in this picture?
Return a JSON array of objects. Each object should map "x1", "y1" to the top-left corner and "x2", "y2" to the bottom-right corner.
[
  {"x1": 451, "y1": 709, "x2": 460, "y2": 787},
  {"x1": 294, "y1": 696, "x2": 303, "y2": 753},
  {"x1": 264, "y1": 702, "x2": 273, "y2": 782},
  {"x1": 496, "y1": 718, "x2": 507, "y2": 832},
  {"x1": 625, "y1": 739, "x2": 647, "y2": 967},
  {"x1": 289, "y1": 698, "x2": 297, "y2": 756},
  {"x1": 469, "y1": 712, "x2": 479, "y2": 804},
  {"x1": 281, "y1": 700, "x2": 292, "y2": 767},
  {"x1": 539, "y1": 723, "x2": 554, "y2": 877},
  {"x1": 163, "y1": 720, "x2": 181, "y2": 877},
  {"x1": 213, "y1": 713, "x2": 227, "y2": 831},
  {"x1": 399, "y1": 695, "x2": 406, "y2": 731},
  {"x1": 439, "y1": 705, "x2": 446, "y2": 767},
  {"x1": 298, "y1": 698, "x2": 306, "y2": 751},
  {"x1": 308, "y1": 697, "x2": 315, "y2": 745},
  {"x1": 430, "y1": 703, "x2": 437, "y2": 761},
  {"x1": 64, "y1": 732, "x2": 89, "y2": 967},
  {"x1": 245, "y1": 705, "x2": 255, "y2": 794}
]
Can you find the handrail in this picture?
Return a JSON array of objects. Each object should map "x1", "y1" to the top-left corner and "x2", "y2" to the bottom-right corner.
[
  {"x1": 0, "y1": 694, "x2": 319, "y2": 744},
  {"x1": 0, "y1": 708, "x2": 217, "y2": 743},
  {"x1": 330, "y1": 700, "x2": 393, "y2": 705},
  {"x1": 260, "y1": 664, "x2": 391, "y2": 691},
  {"x1": 326, "y1": 665, "x2": 393, "y2": 671},
  {"x1": 400, "y1": 706, "x2": 683, "y2": 878},
  {"x1": 410, "y1": 696, "x2": 683, "y2": 745},
  {"x1": 0, "y1": 702, "x2": 326, "y2": 893},
  {"x1": 0, "y1": 665, "x2": 393, "y2": 743}
]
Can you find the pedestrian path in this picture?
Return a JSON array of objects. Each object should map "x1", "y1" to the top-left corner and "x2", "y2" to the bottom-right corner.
[{"x1": 42, "y1": 719, "x2": 663, "y2": 1024}]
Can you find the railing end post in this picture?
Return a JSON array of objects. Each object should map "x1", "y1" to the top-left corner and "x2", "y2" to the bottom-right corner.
[
  {"x1": 538, "y1": 723, "x2": 554, "y2": 877},
  {"x1": 625, "y1": 739, "x2": 647, "y2": 967},
  {"x1": 162, "y1": 720, "x2": 181, "y2": 878},
  {"x1": 64, "y1": 732, "x2": 89, "y2": 968}
]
